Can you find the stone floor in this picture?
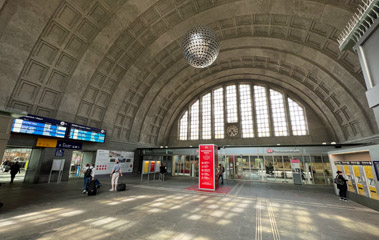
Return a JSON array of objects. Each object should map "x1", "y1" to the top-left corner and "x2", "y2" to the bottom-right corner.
[{"x1": 0, "y1": 176, "x2": 378, "y2": 240}]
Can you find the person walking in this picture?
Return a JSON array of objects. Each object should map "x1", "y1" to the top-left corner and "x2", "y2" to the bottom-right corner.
[
  {"x1": 82, "y1": 164, "x2": 92, "y2": 194},
  {"x1": 334, "y1": 170, "x2": 348, "y2": 202},
  {"x1": 218, "y1": 164, "x2": 225, "y2": 185},
  {"x1": 109, "y1": 160, "x2": 122, "y2": 191},
  {"x1": 10, "y1": 161, "x2": 20, "y2": 183}
]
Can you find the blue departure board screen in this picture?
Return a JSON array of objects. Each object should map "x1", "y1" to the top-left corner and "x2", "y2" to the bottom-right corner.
[
  {"x1": 11, "y1": 115, "x2": 67, "y2": 138},
  {"x1": 68, "y1": 124, "x2": 106, "y2": 143}
]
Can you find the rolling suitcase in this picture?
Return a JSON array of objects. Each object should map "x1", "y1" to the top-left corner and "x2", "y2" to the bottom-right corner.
[
  {"x1": 87, "y1": 180, "x2": 97, "y2": 196},
  {"x1": 117, "y1": 182, "x2": 126, "y2": 191}
]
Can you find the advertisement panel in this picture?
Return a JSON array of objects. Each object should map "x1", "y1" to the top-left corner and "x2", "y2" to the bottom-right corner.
[
  {"x1": 357, "y1": 183, "x2": 365, "y2": 195},
  {"x1": 369, "y1": 186, "x2": 379, "y2": 200},
  {"x1": 95, "y1": 150, "x2": 134, "y2": 175},
  {"x1": 199, "y1": 144, "x2": 218, "y2": 191}
]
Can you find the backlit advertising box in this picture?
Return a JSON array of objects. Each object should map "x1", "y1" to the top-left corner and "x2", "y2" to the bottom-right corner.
[{"x1": 199, "y1": 144, "x2": 218, "y2": 191}]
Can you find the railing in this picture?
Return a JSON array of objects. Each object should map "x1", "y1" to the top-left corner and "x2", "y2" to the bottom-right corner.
[{"x1": 338, "y1": 0, "x2": 379, "y2": 51}]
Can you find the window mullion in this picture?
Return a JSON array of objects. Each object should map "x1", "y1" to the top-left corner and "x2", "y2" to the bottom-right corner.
[
  {"x1": 199, "y1": 97, "x2": 203, "y2": 140},
  {"x1": 188, "y1": 106, "x2": 191, "y2": 140},
  {"x1": 251, "y1": 83, "x2": 257, "y2": 138},
  {"x1": 266, "y1": 87, "x2": 274, "y2": 137},
  {"x1": 284, "y1": 94, "x2": 292, "y2": 136}
]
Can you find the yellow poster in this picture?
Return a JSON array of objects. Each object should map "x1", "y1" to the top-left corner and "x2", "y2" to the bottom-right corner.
[
  {"x1": 347, "y1": 182, "x2": 355, "y2": 192},
  {"x1": 337, "y1": 165, "x2": 342, "y2": 171},
  {"x1": 36, "y1": 138, "x2": 57, "y2": 148},
  {"x1": 353, "y1": 166, "x2": 360, "y2": 177},
  {"x1": 344, "y1": 165, "x2": 350, "y2": 175},
  {"x1": 24, "y1": 160, "x2": 29, "y2": 170},
  {"x1": 357, "y1": 183, "x2": 365, "y2": 196},
  {"x1": 369, "y1": 186, "x2": 379, "y2": 200},
  {"x1": 144, "y1": 161, "x2": 149, "y2": 173},
  {"x1": 364, "y1": 166, "x2": 374, "y2": 179}
]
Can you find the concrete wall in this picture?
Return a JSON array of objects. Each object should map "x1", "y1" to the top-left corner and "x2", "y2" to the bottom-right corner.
[{"x1": 356, "y1": 21, "x2": 379, "y2": 131}]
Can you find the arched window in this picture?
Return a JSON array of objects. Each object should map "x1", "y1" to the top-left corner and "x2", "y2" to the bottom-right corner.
[
  {"x1": 213, "y1": 88, "x2": 224, "y2": 139},
  {"x1": 288, "y1": 98, "x2": 308, "y2": 135},
  {"x1": 179, "y1": 111, "x2": 188, "y2": 140},
  {"x1": 178, "y1": 83, "x2": 308, "y2": 140},
  {"x1": 270, "y1": 89, "x2": 288, "y2": 136},
  {"x1": 190, "y1": 100, "x2": 199, "y2": 140},
  {"x1": 239, "y1": 84, "x2": 254, "y2": 138},
  {"x1": 201, "y1": 93, "x2": 212, "y2": 139},
  {"x1": 254, "y1": 85, "x2": 270, "y2": 137}
]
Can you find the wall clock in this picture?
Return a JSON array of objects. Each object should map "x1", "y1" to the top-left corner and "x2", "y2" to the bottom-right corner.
[{"x1": 227, "y1": 125, "x2": 238, "y2": 137}]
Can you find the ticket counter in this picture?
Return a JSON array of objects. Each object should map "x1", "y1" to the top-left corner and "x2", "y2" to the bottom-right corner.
[{"x1": 329, "y1": 146, "x2": 379, "y2": 210}]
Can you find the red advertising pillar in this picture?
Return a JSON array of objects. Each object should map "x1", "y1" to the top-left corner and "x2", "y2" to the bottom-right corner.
[{"x1": 199, "y1": 144, "x2": 218, "y2": 191}]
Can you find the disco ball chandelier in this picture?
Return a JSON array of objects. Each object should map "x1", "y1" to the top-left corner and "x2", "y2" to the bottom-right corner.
[{"x1": 182, "y1": 25, "x2": 220, "y2": 68}]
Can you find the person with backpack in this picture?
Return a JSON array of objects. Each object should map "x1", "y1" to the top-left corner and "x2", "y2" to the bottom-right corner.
[
  {"x1": 82, "y1": 164, "x2": 92, "y2": 194},
  {"x1": 334, "y1": 170, "x2": 348, "y2": 202},
  {"x1": 218, "y1": 164, "x2": 225, "y2": 185}
]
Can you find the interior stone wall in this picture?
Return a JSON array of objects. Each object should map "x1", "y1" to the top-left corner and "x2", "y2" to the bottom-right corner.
[{"x1": 0, "y1": 0, "x2": 377, "y2": 149}]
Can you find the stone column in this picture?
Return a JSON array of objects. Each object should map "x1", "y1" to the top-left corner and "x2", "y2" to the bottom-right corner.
[{"x1": 0, "y1": 114, "x2": 13, "y2": 161}]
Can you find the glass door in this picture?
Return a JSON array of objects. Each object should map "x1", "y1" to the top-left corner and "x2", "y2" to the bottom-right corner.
[
  {"x1": 273, "y1": 156, "x2": 285, "y2": 183},
  {"x1": 264, "y1": 155, "x2": 276, "y2": 182},
  {"x1": 70, "y1": 151, "x2": 84, "y2": 178},
  {"x1": 250, "y1": 155, "x2": 262, "y2": 181},
  {"x1": 227, "y1": 155, "x2": 237, "y2": 179},
  {"x1": 238, "y1": 155, "x2": 250, "y2": 180},
  {"x1": 283, "y1": 156, "x2": 293, "y2": 184}
]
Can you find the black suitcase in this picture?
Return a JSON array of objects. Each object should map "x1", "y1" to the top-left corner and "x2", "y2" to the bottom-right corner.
[
  {"x1": 87, "y1": 180, "x2": 97, "y2": 196},
  {"x1": 117, "y1": 183, "x2": 126, "y2": 191}
]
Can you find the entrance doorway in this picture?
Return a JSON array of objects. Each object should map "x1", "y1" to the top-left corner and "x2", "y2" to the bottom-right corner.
[
  {"x1": 172, "y1": 155, "x2": 198, "y2": 177},
  {"x1": 69, "y1": 151, "x2": 84, "y2": 178},
  {"x1": 1, "y1": 148, "x2": 32, "y2": 183}
]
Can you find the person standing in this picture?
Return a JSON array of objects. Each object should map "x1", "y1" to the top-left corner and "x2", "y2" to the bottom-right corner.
[
  {"x1": 10, "y1": 161, "x2": 20, "y2": 183},
  {"x1": 335, "y1": 170, "x2": 348, "y2": 202},
  {"x1": 82, "y1": 164, "x2": 92, "y2": 194},
  {"x1": 159, "y1": 163, "x2": 167, "y2": 181},
  {"x1": 110, "y1": 160, "x2": 122, "y2": 191},
  {"x1": 218, "y1": 164, "x2": 225, "y2": 185}
]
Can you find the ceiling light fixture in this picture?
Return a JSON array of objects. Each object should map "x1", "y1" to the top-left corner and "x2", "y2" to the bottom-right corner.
[{"x1": 182, "y1": 25, "x2": 219, "y2": 68}]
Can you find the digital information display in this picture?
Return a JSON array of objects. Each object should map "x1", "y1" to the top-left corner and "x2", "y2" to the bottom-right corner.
[
  {"x1": 11, "y1": 115, "x2": 67, "y2": 138},
  {"x1": 68, "y1": 124, "x2": 106, "y2": 143}
]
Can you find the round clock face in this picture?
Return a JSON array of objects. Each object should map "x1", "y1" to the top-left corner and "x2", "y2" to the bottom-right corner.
[{"x1": 227, "y1": 125, "x2": 238, "y2": 137}]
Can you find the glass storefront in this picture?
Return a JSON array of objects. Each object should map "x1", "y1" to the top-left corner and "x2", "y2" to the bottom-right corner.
[{"x1": 141, "y1": 147, "x2": 334, "y2": 185}]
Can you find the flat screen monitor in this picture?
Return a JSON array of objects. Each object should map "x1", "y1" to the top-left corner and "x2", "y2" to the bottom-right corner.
[
  {"x1": 11, "y1": 114, "x2": 67, "y2": 138},
  {"x1": 68, "y1": 123, "x2": 106, "y2": 143}
]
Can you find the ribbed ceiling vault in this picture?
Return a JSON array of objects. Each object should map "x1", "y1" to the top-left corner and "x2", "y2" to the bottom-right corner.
[{"x1": 1, "y1": 0, "x2": 377, "y2": 146}]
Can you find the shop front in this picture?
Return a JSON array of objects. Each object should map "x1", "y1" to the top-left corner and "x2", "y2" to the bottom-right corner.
[{"x1": 141, "y1": 146, "x2": 336, "y2": 185}]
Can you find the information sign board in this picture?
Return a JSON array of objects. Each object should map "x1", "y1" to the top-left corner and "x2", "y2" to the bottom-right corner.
[
  {"x1": 199, "y1": 144, "x2": 218, "y2": 191},
  {"x1": 11, "y1": 114, "x2": 67, "y2": 138},
  {"x1": 68, "y1": 123, "x2": 106, "y2": 143}
]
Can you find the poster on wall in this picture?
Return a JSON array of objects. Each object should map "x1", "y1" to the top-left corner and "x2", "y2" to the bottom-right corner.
[{"x1": 95, "y1": 150, "x2": 134, "y2": 175}]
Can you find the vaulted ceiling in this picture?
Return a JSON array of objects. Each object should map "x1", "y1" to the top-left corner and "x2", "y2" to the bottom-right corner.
[{"x1": 0, "y1": 0, "x2": 377, "y2": 147}]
